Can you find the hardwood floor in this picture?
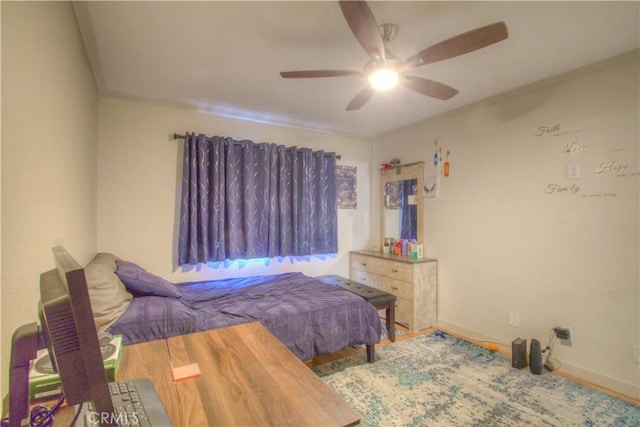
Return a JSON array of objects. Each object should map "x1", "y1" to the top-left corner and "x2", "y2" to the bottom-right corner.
[
  {"x1": 308, "y1": 322, "x2": 431, "y2": 366},
  {"x1": 308, "y1": 319, "x2": 640, "y2": 406}
]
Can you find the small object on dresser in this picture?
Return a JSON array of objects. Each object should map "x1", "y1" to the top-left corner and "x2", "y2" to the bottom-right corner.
[{"x1": 415, "y1": 244, "x2": 424, "y2": 258}]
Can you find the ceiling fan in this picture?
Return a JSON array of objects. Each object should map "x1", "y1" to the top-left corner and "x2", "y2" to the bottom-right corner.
[{"x1": 280, "y1": 1, "x2": 508, "y2": 111}]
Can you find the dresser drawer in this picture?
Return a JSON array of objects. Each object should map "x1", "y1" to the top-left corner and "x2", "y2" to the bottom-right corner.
[
  {"x1": 379, "y1": 276, "x2": 413, "y2": 301},
  {"x1": 350, "y1": 253, "x2": 378, "y2": 274},
  {"x1": 377, "y1": 259, "x2": 413, "y2": 283},
  {"x1": 350, "y1": 269, "x2": 380, "y2": 289}
]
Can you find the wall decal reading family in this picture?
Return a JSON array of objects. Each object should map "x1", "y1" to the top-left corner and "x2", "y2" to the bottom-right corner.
[{"x1": 545, "y1": 183, "x2": 580, "y2": 195}]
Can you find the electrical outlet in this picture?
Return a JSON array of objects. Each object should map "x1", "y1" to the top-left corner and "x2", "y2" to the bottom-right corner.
[
  {"x1": 633, "y1": 345, "x2": 640, "y2": 364},
  {"x1": 553, "y1": 326, "x2": 571, "y2": 340},
  {"x1": 554, "y1": 326, "x2": 573, "y2": 346},
  {"x1": 509, "y1": 311, "x2": 520, "y2": 327},
  {"x1": 565, "y1": 326, "x2": 573, "y2": 341}
]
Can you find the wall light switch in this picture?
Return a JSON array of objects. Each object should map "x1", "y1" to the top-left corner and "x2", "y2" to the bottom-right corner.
[
  {"x1": 567, "y1": 164, "x2": 581, "y2": 179},
  {"x1": 509, "y1": 311, "x2": 520, "y2": 328}
]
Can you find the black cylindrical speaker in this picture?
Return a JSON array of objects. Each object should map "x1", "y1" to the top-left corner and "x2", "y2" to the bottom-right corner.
[
  {"x1": 529, "y1": 339, "x2": 543, "y2": 375},
  {"x1": 511, "y1": 338, "x2": 527, "y2": 369}
]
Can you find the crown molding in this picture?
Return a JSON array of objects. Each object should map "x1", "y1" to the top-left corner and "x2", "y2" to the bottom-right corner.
[{"x1": 72, "y1": 1, "x2": 105, "y2": 94}]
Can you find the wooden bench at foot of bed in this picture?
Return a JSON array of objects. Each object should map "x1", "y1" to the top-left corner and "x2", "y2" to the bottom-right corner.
[{"x1": 316, "y1": 275, "x2": 397, "y2": 345}]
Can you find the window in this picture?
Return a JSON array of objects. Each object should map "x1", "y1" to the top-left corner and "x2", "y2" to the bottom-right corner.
[{"x1": 178, "y1": 134, "x2": 338, "y2": 265}]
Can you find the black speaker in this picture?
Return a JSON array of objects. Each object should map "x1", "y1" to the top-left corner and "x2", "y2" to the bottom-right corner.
[
  {"x1": 511, "y1": 338, "x2": 527, "y2": 369},
  {"x1": 529, "y1": 339, "x2": 543, "y2": 375}
]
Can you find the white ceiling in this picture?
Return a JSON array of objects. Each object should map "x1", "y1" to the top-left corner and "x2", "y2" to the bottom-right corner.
[{"x1": 76, "y1": 1, "x2": 639, "y2": 138}]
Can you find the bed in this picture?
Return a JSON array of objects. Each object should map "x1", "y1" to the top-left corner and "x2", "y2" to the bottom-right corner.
[{"x1": 82, "y1": 252, "x2": 381, "y2": 363}]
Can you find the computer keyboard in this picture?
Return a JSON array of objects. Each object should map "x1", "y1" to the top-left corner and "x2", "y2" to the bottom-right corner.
[{"x1": 81, "y1": 379, "x2": 173, "y2": 426}]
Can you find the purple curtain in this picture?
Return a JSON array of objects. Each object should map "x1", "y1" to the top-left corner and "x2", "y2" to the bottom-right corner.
[{"x1": 178, "y1": 133, "x2": 338, "y2": 265}]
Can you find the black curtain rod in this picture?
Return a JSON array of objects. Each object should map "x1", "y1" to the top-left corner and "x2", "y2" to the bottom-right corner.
[{"x1": 173, "y1": 133, "x2": 341, "y2": 160}]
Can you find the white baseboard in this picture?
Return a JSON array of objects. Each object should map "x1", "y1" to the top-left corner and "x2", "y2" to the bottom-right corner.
[
  {"x1": 436, "y1": 319, "x2": 639, "y2": 401},
  {"x1": 557, "y1": 361, "x2": 640, "y2": 400}
]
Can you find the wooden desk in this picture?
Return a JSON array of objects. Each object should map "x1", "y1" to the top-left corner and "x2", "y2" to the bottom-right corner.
[
  {"x1": 56, "y1": 323, "x2": 360, "y2": 426},
  {"x1": 167, "y1": 323, "x2": 360, "y2": 426}
]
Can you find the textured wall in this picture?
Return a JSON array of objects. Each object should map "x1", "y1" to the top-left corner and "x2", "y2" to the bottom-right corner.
[
  {"x1": 1, "y1": 1, "x2": 99, "y2": 399},
  {"x1": 96, "y1": 96, "x2": 372, "y2": 282},
  {"x1": 372, "y1": 53, "x2": 639, "y2": 398}
]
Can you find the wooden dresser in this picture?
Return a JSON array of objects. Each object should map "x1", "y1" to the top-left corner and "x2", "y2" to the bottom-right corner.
[{"x1": 350, "y1": 250, "x2": 437, "y2": 331}]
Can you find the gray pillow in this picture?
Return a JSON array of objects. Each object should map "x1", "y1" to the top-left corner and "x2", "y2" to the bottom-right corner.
[
  {"x1": 116, "y1": 260, "x2": 181, "y2": 299},
  {"x1": 85, "y1": 253, "x2": 133, "y2": 332}
]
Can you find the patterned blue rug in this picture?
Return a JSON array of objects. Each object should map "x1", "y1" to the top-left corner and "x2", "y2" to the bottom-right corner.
[{"x1": 313, "y1": 331, "x2": 640, "y2": 426}]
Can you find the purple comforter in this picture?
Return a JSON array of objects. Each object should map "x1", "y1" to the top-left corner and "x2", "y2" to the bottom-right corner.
[{"x1": 107, "y1": 272, "x2": 381, "y2": 361}]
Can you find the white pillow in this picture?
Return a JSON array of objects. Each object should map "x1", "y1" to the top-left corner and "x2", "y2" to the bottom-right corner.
[{"x1": 84, "y1": 253, "x2": 132, "y2": 332}]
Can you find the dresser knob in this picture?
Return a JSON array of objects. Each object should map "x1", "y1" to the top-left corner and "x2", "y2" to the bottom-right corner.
[
  {"x1": 391, "y1": 269, "x2": 398, "y2": 273},
  {"x1": 391, "y1": 286, "x2": 398, "y2": 291}
]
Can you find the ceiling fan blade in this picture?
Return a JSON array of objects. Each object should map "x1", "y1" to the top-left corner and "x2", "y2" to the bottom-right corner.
[
  {"x1": 346, "y1": 86, "x2": 376, "y2": 111},
  {"x1": 401, "y1": 76, "x2": 459, "y2": 100},
  {"x1": 339, "y1": 1, "x2": 385, "y2": 61},
  {"x1": 280, "y1": 70, "x2": 362, "y2": 78},
  {"x1": 404, "y1": 21, "x2": 508, "y2": 69}
]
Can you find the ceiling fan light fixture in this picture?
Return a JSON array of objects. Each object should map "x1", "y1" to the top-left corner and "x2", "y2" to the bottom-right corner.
[
  {"x1": 281, "y1": 1, "x2": 510, "y2": 110},
  {"x1": 368, "y1": 68, "x2": 399, "y2": 91}
]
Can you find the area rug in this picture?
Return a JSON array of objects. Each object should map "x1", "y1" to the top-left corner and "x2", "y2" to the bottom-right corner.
[{"x1": 313, "y1": 331, "x2": 640, "y2": 426}]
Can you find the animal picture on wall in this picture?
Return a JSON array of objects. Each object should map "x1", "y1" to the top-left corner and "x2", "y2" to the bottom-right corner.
[{"x1": 336, "y1": 165, "x2": 358, "y2": 209}]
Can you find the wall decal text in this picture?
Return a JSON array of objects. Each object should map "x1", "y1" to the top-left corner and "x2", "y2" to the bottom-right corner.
[
  {"x1": 595, "y1": 161, "x2": 628, "y2": 175},
  {"x1": 545, "y1": 183, "x2": 581, "y2": 195}
]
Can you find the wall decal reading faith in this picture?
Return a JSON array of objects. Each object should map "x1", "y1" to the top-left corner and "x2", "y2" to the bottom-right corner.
[
  {"x1": 545, "y1": 184, "x2": 580, "y2": 195},
  {"x1": 534, "y1": 123, "x2": 596, "y2": 139},
  {"x1": 535, "y1": 124, "x2": 560, "y2": 137}
]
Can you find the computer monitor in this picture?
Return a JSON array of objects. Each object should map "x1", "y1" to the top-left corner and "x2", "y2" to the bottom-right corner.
[{"x1": 8, "y1": 247, "x2": 114, "y2": 426}]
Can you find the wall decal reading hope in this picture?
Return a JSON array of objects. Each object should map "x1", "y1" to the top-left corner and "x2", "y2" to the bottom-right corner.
[{"x1": 595, "y1": 161, "x2": 628, "y2": 175}]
